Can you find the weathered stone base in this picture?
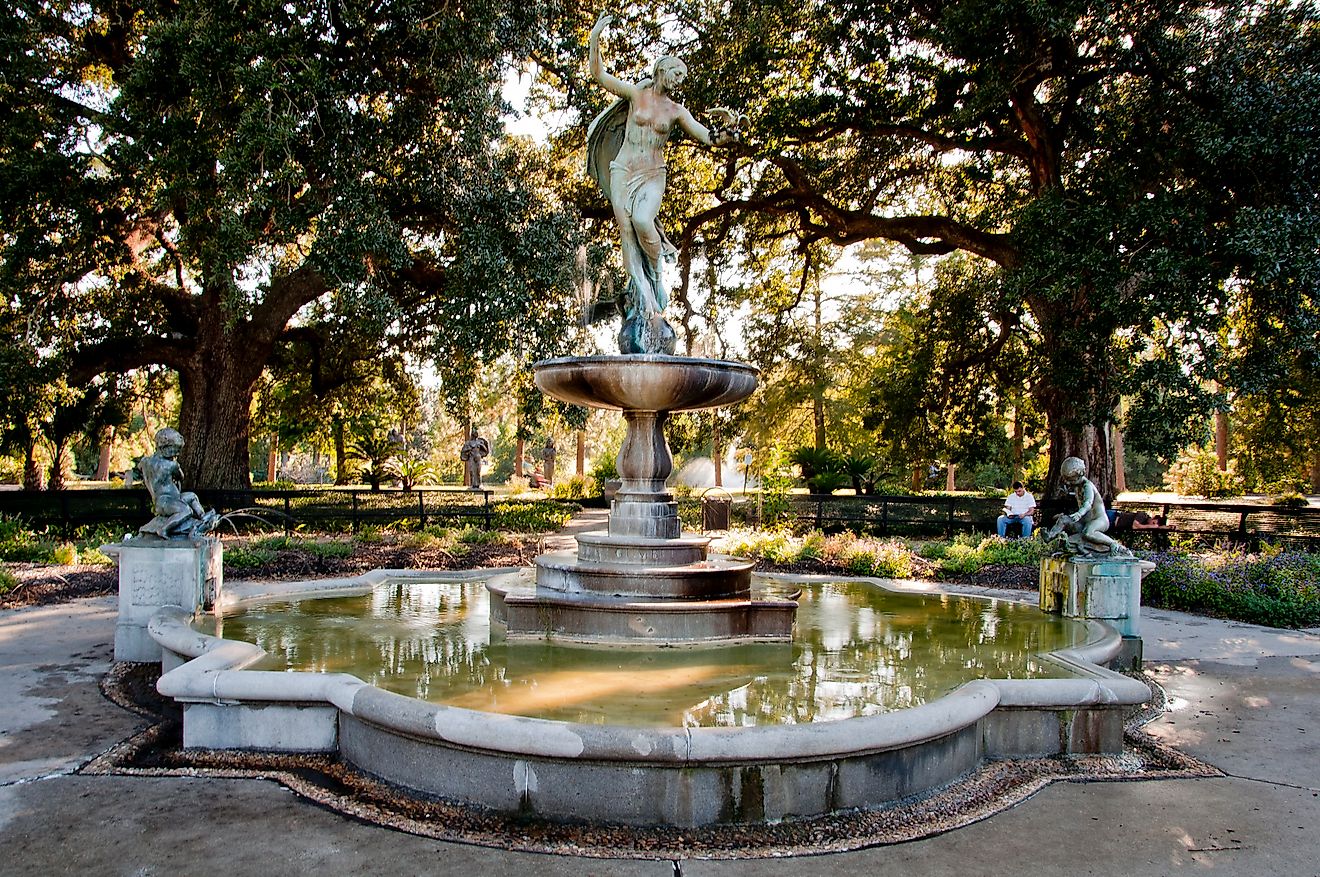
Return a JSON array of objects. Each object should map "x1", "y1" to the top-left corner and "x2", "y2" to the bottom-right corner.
[
  {"x1": 1039, "y1": 555, "x2": 1151, "y2": 639},
  {"x1": 489, "y1": 580, "x2": 797, "y2": 644},
  {"x1": 340, "y1": 715, "x2": 983, "y2": 826},
  {"x1": 107, "y1": 537, "x2": 222, "y2": 662},
  {"x1": 182, "y1": 701, "x2": 338, "y2": 752}
]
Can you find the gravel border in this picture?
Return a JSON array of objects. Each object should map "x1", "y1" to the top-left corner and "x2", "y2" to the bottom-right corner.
[{"x1": 87, "y1": 664, "x2": 1218, "y2": 860}]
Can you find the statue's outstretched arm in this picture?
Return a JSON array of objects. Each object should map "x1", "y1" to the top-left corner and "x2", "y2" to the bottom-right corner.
[
  {"x1": 589, "y1": 14, "x2": 635, "y2": 101},
  {"x1": 677, "y1": 105, "x2": 742, "y2": 147}
]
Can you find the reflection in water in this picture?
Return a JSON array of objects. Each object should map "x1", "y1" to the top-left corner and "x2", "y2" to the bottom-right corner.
[{"x1": 198, "y1": 578, "x2": 1090, "y2": 728}]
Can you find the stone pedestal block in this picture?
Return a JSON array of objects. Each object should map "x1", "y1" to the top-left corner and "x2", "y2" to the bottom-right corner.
[
  {"x1": 1039, "y1": 555, "x2": 1152, "y2": 639},
  {"x1": 107, "y1": 537, "x2": 223, "y2": 662}
]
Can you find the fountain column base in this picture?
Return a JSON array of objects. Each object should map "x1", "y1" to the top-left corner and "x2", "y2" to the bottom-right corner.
[{"x1": 488, "y1": 354, "x2": 798, "y2": 645}]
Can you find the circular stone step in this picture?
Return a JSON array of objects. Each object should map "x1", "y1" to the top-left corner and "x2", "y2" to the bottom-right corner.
[
  {"x1": 534, "y1": 551, "x2": 752, "y2": 600},
  {"x1": 574, "y1": 531, "x2": 710, "y2": 566}
]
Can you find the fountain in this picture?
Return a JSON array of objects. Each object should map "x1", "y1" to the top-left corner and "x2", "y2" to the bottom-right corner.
[
  {"x1": 120, "y1": 22, "x2": 1152, "y2": 834},
  {"x1": 487, "y1": 355, "x2": 796, "y2": 644}
]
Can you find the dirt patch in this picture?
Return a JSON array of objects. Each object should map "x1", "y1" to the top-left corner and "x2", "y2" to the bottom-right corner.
[{"x1": 0, "y1": 564, "x2": 119, "y2": 609}]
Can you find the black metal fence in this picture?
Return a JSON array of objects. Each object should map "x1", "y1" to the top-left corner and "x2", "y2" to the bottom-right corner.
[
  {"x1": 3, "y1": 486, "x2": 1317, "y2": 546},
  {"x1": 0, "y1": 487, "x2": 493, "y2": 536}
]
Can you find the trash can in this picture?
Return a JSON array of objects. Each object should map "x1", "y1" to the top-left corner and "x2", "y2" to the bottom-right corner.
[{"x1": 701, "y1": 488, "x2": 732, "y2": 531}]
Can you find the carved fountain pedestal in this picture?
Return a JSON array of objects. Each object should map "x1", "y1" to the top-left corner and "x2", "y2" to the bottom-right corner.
[{"x1": 486, "y1": 355, "x2": 797, "y2": 644}]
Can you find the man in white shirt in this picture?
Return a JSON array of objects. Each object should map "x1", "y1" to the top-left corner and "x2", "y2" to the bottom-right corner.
[{"x1": 997, "y1": 481, "x2": 1036, "y2": 538}]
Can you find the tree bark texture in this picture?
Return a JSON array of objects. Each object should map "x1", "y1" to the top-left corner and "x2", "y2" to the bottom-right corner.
[
  {"x1": 95, "y1": 428, "x2": 113, "y2": 482},
  {"x1": 333, "y1": 418, "x2": 349, "y2": 485},
  {"x1": 177, "y1": 326, "x2": 266, "y2": 490},
  {"x1": 1215, "y1": 411, "x2": 1229, "y2": 471},
  {"x1": 1044, "y1": 421, "x2": 1114, "y2": 505}
]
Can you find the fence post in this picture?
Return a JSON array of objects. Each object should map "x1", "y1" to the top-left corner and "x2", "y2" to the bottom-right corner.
[
  {"x1": 284, "y1": 495, "x2": 292, "y2": 536},
  {"x1": 418, "y1": 490, "x2": 426, "y2": 529},
  {"x1": 351, "y1": 491, "x2": 359, "y2": 534},
  {"x1": 881, "y1": 498, "x2": 889, "y2": 535},
  {"x1": 484, "y1": 490, "x2": 492, "y2": 529},
  {"x1": 946, "y1": 496, "x2": 955, "y2": 538},
  {"x1": 815, "y1": 496, "x2": 823, "y2": 530}
]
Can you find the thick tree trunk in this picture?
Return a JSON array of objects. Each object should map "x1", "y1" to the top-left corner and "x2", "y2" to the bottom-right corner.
[
  {"x1": 267, "y1": 436, "x2": 278, "y2": 483},
  {"x1": 577, "y1": 430, "x2": 586, "y2": 477},
  {"x1": 177, "y1": 331, "x2": 265, "y2": 490},
  {"x1": 95, "y1": 429, "x2": 113, "y2": 482},
  {"x1": 1043, "y1": 421, "x2": 1114, "y2": 504},
  {"x1": 1214, "y1": 411, "x2": 1229, "y2": 471},
  {"x1": 1111, "y1": 423, "x2": 1127, "y2": 494},
  {"x1": 910, "y1": 463, "x2": 923, "y2": 493},
  {"x1": 333, "y1": 417, "x2": 349, "y2": 485},
  {"x1": 713, "y1": 418, "x2": 722, "y2": 487},
  {"x1": 46, "y1": 442, "x2": 68, "y2": 491},
  {"x1": 22, "y1": 443, "x2": 42, "y2": 491},
  {"x1": 515, "y1": 437, "x2": 525, "y2": 477}
]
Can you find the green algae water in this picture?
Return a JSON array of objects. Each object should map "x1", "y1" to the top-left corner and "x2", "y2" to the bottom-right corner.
[{"x1": 195, "y1": 577, "x2": 1092, "y2": 727}]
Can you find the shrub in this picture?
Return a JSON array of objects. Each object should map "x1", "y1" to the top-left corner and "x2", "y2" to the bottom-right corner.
[
  {"x1": 224, "y1": 546, "x2": 277, "y2": 569},
  {"x1": 491, "y1": 500, "x2": 578, "y2": 533},
  {"x1": 456, "y1": 526, "x2": 505, "y2": 545},
  {"x1": 52, "y1": 543, "x2": 79, "y2": 565},
  {"x1": 0, "y1": 567, "x2": 17, "y2": 594},
  {"x1": 0, "y1": 520, "x2": 52, "y2": 563},
  {"x1": 1141, "y1": 548, "x2": 1320, "y2": 628},
  {"x1": 1165, "y1": 447, "x2": 1243, "y2": 498},
  {"x1": 551, "y1": 475, "x2": 593, "y2": 500}
]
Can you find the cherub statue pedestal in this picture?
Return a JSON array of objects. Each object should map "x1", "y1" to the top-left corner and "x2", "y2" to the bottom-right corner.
[
  {"x1": 1039, "y1": 555, "x2": 1153, "y2": 671},
  {"x1": 105, "y1": 536, "x2": 223, "y2": 662}
]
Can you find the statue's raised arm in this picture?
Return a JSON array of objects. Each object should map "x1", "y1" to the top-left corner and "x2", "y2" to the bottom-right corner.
[{"x1": 585, "y1": 13, "x2": 742, "y2": 355}]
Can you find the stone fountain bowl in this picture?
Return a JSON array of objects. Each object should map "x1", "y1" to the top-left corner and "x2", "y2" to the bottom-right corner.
[{"x1": 534, "y1": 355, "x2": 759, "y2": 412}]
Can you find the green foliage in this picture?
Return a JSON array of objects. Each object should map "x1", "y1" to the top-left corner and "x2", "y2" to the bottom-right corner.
[
  {"x1": 550, "y1": 475, "x2": 593, "y2": 500},
  {"x1": 224, "y1": 546, "x2": 278, "y2": 569},
  {"x1": 455, "y1": 526, "x2": 505, "y2": 546},
  {"x1": 756, "y1": 446, "x2": 796, "y2": 526},
  {"x1": 1165, "y1": 447, "x2": 1244, "y2": 498},
  {"x1": 52, "y1": 543, "x2": 78, "y2": 566},
  {"x1": 0, "y1": 567, "x2": 17, "y2": 594},
  {"x1": 1141, "y1": 547, "x2": 1320, "y2": 628},
  {"x1": 4, "y1": 0, "x2": 582, "y2": 489},
  {"x1": 490, "y1": 500, "x2": 580, "y2": 533},
  {"x1": 0, "y1": 520, "x2": 49, "y2": 563}
]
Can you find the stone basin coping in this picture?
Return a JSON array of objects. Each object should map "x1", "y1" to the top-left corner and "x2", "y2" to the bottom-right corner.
[{"x1": 152, "y1": 570, "x2": 1149, "y2": 766}]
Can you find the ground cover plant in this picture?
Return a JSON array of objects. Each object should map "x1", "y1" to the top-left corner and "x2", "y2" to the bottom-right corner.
[
  {"x1": 719, "y1": 528, "x2": 1320, "y2": 629},
  {"x1": 1140, "y1": 545, "x2": 1320, "y2": 628}
]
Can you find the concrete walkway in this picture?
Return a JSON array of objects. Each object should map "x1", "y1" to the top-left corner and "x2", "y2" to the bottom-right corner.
[{"x1": 2, "y1": 535, "x2": 1318, "y2": 874}]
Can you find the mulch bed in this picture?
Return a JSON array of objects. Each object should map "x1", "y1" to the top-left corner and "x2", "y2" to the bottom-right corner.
[
  {"x1": 0, "y1": 534, "x2": 544, "y2": 610},
  {"x1": 3, "y1": 541, "x2": 1039, "y2": 610}
]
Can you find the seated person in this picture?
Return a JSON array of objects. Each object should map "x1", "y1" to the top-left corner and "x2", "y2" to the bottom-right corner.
[
  {"x1": 997, "y1": 481, "x2": 1037, "y2": 538},
  {"x1": 528, "y1": 467, "x2": 550, "y2": 489}
]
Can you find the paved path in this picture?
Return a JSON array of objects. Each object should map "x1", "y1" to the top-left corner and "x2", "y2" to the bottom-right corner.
[{"x1": 2, "y1": 531, "x2": 1318, "y2": 874}]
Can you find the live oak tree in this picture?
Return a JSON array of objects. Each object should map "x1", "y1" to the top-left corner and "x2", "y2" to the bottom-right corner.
[
  {"x1": 3, "y1": 0, "x2": 580, "y2": 488},
  {"x1": 536, "y1": 0, "x2": 1320, "y2": 499}
]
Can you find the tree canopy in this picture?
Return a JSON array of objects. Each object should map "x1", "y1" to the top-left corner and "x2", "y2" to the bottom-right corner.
[{"x1": 3, "y1": 0, "x2": 582, "y2": 488}]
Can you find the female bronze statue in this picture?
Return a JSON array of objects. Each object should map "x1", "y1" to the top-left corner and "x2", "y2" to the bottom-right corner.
[{"x1": 587, "y1": 14, "x2": 741, "y2": 354}]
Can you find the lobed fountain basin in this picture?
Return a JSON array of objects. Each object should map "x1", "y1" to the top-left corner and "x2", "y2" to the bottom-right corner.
[
  {"x1": 149, "y1": 570, "x2": 1149, "y2": 827},
  {"x1": 533, "y1": 355, "x2": 759, "y2": 412}
]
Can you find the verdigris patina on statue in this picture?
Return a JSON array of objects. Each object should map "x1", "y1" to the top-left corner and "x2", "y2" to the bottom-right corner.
[
  {"x1": 1043, "y1": 456, "x2": 1131, "y2": 557},
  {"x1": 587, "y1": 13, "x2": 743, "y2": 355},
  {"x1": 139, "y1": 428, "x2": 219, "y2": 540}
]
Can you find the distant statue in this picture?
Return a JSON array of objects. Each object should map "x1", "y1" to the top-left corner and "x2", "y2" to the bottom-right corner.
[
  {"x1": 587, "y1": 13, "x2": 743, "y2": 355},
  {"x1": 1043, "y1": 457, "x2": 1131, "y2": 557},
  {"x1": 138, "y1": 428, "x2": 218, "y2": 540},
  {"x1": 461, "y1": 430, "x2": 491, "y2": 490},
  {"x1": 540, "y1": 438, "x2": 557, "y2": 484}
]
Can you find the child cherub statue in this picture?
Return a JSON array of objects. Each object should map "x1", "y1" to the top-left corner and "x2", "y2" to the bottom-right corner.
[
  {"x1": 1043, "y1": 456, "x2": 1131, "y2": 557},
  {"x1": 138, "y1": 428, "x2": 219, "y2": 539}
]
